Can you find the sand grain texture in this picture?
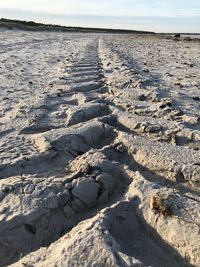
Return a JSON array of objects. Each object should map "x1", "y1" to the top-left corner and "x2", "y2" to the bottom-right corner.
[{"x1": 0, "y1": 30, "x2": 199, "y2": 267}]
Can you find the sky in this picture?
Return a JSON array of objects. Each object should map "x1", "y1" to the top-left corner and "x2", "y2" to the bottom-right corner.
[{"x1": 0, "y1": 0, "x2": 200, "y2": 33}]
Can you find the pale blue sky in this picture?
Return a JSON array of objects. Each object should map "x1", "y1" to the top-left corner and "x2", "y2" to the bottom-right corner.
[{"x1": 0, "y1": 0, "x2": 200, "y2": 32}]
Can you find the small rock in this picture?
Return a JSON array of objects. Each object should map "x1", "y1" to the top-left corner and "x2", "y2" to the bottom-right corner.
[
  {"x1": 2, "y1": 185, "x2": 12, "y2": 194},
  {"x1": 72, "y1": 178, "x2": 100, "y2": 205}
]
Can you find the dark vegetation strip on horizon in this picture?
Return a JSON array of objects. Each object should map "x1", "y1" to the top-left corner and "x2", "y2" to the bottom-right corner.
[{"x1": 0, "y1": 18, "x2": 155, "y2": 34}]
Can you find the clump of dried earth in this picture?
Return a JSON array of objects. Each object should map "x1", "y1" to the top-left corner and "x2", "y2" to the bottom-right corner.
[{"x1": 0, "y1": 29, "x2": 199, "y2": 267}]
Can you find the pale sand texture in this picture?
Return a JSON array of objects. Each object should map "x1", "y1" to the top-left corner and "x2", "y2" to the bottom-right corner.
[{"x1": 0, "y1": 30, "x2": 199, "y2": 267}]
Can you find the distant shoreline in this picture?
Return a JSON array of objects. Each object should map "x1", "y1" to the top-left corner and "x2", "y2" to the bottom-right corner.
[
  {"x1": 1, "y1": 18, "x2": 199, "y2": 37},
  {"x1": 0, "y1": 18, "x2": 155, "y2": 34}
]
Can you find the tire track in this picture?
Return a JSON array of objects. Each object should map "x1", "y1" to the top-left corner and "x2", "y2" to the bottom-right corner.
[{"x1": 0, "y1": 35, "x2": 199, "y2": 267}]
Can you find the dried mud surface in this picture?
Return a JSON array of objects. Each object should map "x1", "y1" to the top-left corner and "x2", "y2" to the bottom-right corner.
[{"x1": 0, "y1": 30, "x2": 200, "y2": 267}]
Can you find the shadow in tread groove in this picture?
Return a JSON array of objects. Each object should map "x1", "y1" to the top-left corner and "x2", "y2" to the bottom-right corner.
[{"x1": 108, "y1": 200, "x2": 194, "y2": 267}]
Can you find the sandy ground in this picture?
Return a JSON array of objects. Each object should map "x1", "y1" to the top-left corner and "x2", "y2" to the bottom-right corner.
[{"x1": 0, "y1": 29, "x2": 200, "y2": 267}]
